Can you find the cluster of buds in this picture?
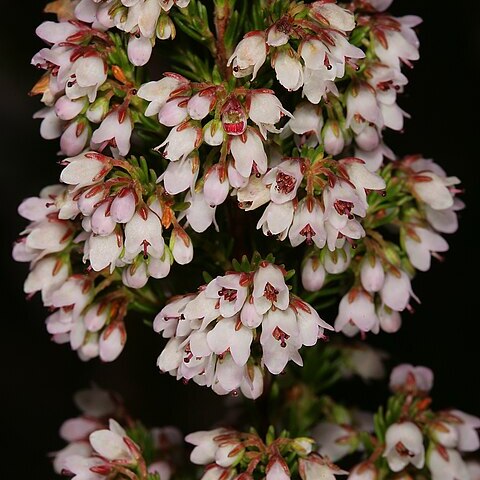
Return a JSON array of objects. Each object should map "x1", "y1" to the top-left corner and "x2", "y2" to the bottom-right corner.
[
  {"x1": 154, "y1": 257, "x2": 332, "y2": 397},
  {"x1": 317, "y1": 364, "x2": 480, "y2": 480},
  {"x1": 32, "y1": 17, "x2": 139, "y2": 156},
  {"x1": 186, "y1": 427, "x2": 346, "y2": 480},
  {"x1": 299, "y1": 155, "x2": 463, "y2": 337},
  {"x1": 53, "y1": 386, "x2": 183, "y2": 480}
]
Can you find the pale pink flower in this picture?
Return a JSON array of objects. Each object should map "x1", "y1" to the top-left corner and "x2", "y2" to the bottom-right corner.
[
  {"x1": 127, "y1": 34, "x2": 153, "y2": 66},
  {"x1": 289, "y1": 198, "x2": 326, "y2": 248},
  {"x1": 60, "y1": 152, "x2": 111, "y2": 191},
  {"x1": 264, "y1": 159, "x2": 303, "y2": 204},
  {"x1": 323, "y1": 245, "x2": 352, "y2": 274},
  {"x1": 288, "y1": 102, "x2": 323, "y2": 143},
  {"x1": 374, "y1": 16, "x2": 422, "y2": 70},
  {"x1": 405, "y1": 226, "x2": 448, "y2": 271},
  {"x1": 85, "y1": 231, "x2": 123, "y2": 272},
  {"x1": 299, "y1": 456, "x2": 348, "y2": 480},
  {"x1": 428, "y1": 448, "x2": 469, "y2": 480},
  {"x1": 170, "y1": 229, "x2": 193, "y2": 265},
  {"x1": 248, "y1": 92, "x2": 291, "y2": 138},
  {"x1": 122, "y1": 262, "x2": 149, "y2": 289},
  {"x1": 266, "y1": 457, "x2": 290, "y2": 480},
  {"x1": 323, "y1": 120, "x2": 345, "y2": 156},
  {"x1": 312, "y1": 422, "x2": 354, "y2": 461},
  {"x1": 137, "y1": 75, "x2": 189, "y2": 117},
  {"x1": 91, "y1": 110, "x2": 133, "y2": 156},
  {"x1": 158, "y1": 125, "x2": 201, "y2": 162},
  {"x1": 378, "y1": 306, "x2": 402, "y2": 333},
  {"x1": 230, "y1": 128, "x2": 268, "y2": 178},
  {"x1": 124, "y1": 207, "x2": 164, "y2": 261},
  {"x1": 55, "y1": 95, "x2": 87, "y2": 121},
  {"x1": 260, "y1": 308, "x2": 302, "y2": 374},
  {"x1": 446, "y1": 410, "x2": 480, "y2": 452},
  {"x1": 89, "y1": 418, "x2": 135, "y2": 461},
  {"x1": 383, "y1": 422, "x2": 425, "y2": 472},
  {"x1": 412, "y1": 171, "x2": 459, "y2": 211},
  {"x1": 252, "y1": 263, "x2": 289, "y2": 315},
  {"x1": 257, "y1": 202, "x2": 294, "y2": 240},
  {"x1": 311, "y1": 2, "x2": 356, "y2": 31},
  {"x1": 237, "y1": 176, "x2": 270, "y2": 211},
  {"x1": 240, "y1": 365, "x2": 264, "y2": 399},
  {"x1": 90, "y1": 201, "x2": 116, "y2": 236},
  {"x1": 380, "y1": 270, "x2": 415, "y2": 312},
  {"x1": 228, "y1": 31, "x2": 267, "y2": 79},
  {"x1": 273, "y1": 49, "x2": 304, "y2": 91},
  {"x1": 346, "y1": 85, "x2": 383, "y2": 132},
  {"x1": 335, "y1": 290, "x2": 378, "y2": 334},
  {"x1": 207, "y1": 318, "x2": 253, "y2": 367},
  {"x1": 110, "y1": 189, "x2": 136, "y2": 224},
  {"x1": 188, "y1": 90, "x2": 216, "y2": 120},
  {"x1": 183, "y1": 191, "x2": 217, "y2": 233},
  {"x1": 390, "y1": 364, "x2": 434, "y2": 392},
  {"x1": 204, "y1": 273, "x2": 248, "y2": 318},
  {"x1": 24, "y1": 256, "x2": 69, "y2": 305}
]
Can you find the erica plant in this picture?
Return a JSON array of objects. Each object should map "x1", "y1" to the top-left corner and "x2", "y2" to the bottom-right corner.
[{"x1": 14, "y1": 1, "x2": 477, "y2": 479}]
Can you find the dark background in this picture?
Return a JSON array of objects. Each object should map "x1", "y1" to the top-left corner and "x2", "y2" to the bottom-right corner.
[{"x1": 1, "y1": 1, "x2": 479, "y2": 477}]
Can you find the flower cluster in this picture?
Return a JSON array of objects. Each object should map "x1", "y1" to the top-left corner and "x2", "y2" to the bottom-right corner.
[
  {"x1": 75, "y1": 0, "x2": 189, "y2": 66},
  {"x1": 228, "y1": 2, "x2": 363, "y2": 99},
  {"x1": 52, "y1": 386, "x2": 183, "y2": 480},
  {"x1": 155, "y1": 258, "x2": 332, "y2": 397},
  {"x1": 317, "y1": 364, "x2": 480, "y2": 480},
  {"x1": 298, "y1": 155, "x2": 463, "y2": 338},
  {"x1": 186, "y1": 427, "x2": 346, "y2": 480},
  {"x1": 32, "y1": 17, "x2": 140, "y2": 156},
  {"x1": 137, "y1": 75, "x2": 292, "y2": 231},
  {"x1": 250, "y1": 155, "x2": 386, "y2": 249},
  {"x1": 58, "y1": 151, "x2": 194, "y2": 283}
]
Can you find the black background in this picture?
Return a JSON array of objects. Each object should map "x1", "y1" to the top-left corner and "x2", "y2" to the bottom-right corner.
[{"x1": 1, "y1": 1, "x2": 479, "y2": 477}]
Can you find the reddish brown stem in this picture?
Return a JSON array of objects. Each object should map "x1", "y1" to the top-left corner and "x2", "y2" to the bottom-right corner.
[{"x1": 214, "y1": 3, "x2": 231, "y2": 78}]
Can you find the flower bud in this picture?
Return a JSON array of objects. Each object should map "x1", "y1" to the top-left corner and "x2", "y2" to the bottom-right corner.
[
  {"x1": 84, "y1": 303, "x2": 109, "y2": 332},
  {"x1": 55, "y1": 95, "x2": 87, "y2": 121},
  {"x1": 171, "y1": 229, "x2": 193, "y2": 265},
  {"x1": 99, "y1": 323, "x2": 126, "y2": 362},
  {"x1": 110, "y1": 189, "x2": 136, "y2": 224},
  {"x1": 360, "y1": 256, "x2": 385, "y2": 292},
  {"x1": 323, "y1": 120, "x2": 344, "y2": 156},
  {"x1": 127, "y1": 34, "x2": 153, "y2": 67},
  {"x1": 60, "y1": 120, "x2": 89, "y2": 156},
  {"x1": 87, "y1": 96, "x2": 110, "y2": 123},
  {"x1": 301, "y1": 258, "x2": 326, "y2": 292},
  {"x1": 204, "y1": 119, "x2": 224, "y2": 146},
  {"x1": 122, "y1": 262, "x2": 149, "y2": 289},
  {"x1": 204, "y1": 165, "x2": 230, "y2": 207},
  {"x1": 91, "y1": 201, "x2": 116, "y2": 236}
]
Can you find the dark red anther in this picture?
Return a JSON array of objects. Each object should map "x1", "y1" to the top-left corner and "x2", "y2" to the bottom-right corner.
[
  {"x1": 273, "y1": 327, "x2": 290, "y2": 348},
  {"x1": 299, "y1": 224, "x2": 316, "y2": 245},
  {"x1": 334, "y1": 200, "x2": 355, "y2": 219},
  {"x1": 264, "y1": 282, "x2": 279, "y2": 303},
  {"x1": 275, "y1": 171, "x2": 296, "y2": 194},
  {"x1": 218, "y1": 287, "x2": 238, "y2": 302},
  {"x1": 141, "y1": 239, "x2": 151, "y2": 259}
]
